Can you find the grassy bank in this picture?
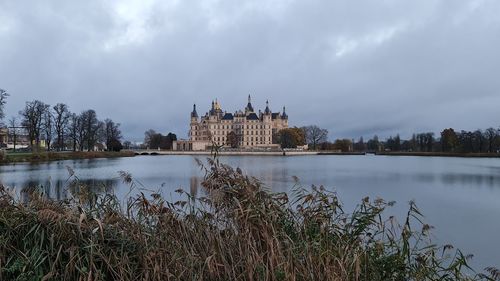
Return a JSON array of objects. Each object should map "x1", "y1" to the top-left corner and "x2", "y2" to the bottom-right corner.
[
  {"x1": 0, "y1": 150, "x2": 135, "y2": 164},
  {"x1": 376, "y1": 151, "x2": 500, "y2": 158},
  {"x1": 0, "y1": 157, "x2": 498, "y2": 280}
]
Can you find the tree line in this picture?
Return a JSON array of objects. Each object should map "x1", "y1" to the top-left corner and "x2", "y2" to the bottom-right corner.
[
  {"x1": 354, "y1": 127, "x2": 500, "y2": 153},
  {"x1": 0, "y1": 89, "x2": 123, "y2": 152},
  {"x1": 143, "y1": 129, "x2": 177, "y2": 150},
  {"x1": 275, "y1": 125, "x2": 500, "y2": 154}
]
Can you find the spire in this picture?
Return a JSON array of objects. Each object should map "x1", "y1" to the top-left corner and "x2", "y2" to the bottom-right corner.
[
  {"x1": 215, "y1": 98, "x2": 221, "y2": 110},
  {"x1": 245, "y1": 94, "x2": 254, "y2": 113},
  {"x1": 191, "y1": 104, "x2": 198, "y2": 118},
  {"x1": 210, "y1": 100, "x2": 216, "y2": 115},
  {"x1": 281, "y1": 106, "x2": 288, "y2": 119},
  {"x1": 264, "y1": 100, "x2": 271, "y2": 114}
]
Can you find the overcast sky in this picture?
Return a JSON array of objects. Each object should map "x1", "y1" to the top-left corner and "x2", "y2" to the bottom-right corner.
[{"x1": 1, "y1": 0, "x2": 499, "y2": 141}]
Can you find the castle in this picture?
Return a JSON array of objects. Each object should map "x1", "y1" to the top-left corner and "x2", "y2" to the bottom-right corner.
[{"x1": 174, "y1": 96, "x2": 288, "y2": 151}]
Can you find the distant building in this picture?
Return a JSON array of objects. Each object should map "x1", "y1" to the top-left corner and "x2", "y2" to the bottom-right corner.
[
  {"x1": 0, "y1": 126, "x2": 31, "y2": 149},
  {"x1": 0, "y1": 127, "x2": 7, "y2": 147},
  {"x1": 174, "y1": 95, "x2": 289, "y2": 151}
]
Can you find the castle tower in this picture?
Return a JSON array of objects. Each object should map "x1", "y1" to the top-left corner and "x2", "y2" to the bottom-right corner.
[
  {"x1": 263, "y1": 100, "x2": 272, "y2": 122},
  {"x1": 210, "y1": 100, "x2": 215, "y2": 115},
  {"x1": 191, "y1": 104, "x2": 198, "y2": 122},
  {"x1": 245, "y1": 94, "x2": 254, "y2": 114},
  {"x1": 264, "y1": 100, "x2": 271, "y2": 115},
  {"x1": 281, "y1": 106, "x2": 288, "y2": 127},
  {"x1": 215, "y1": 99, "x2": 221, "y2": 110},
  {"x1": 281, "y1": 106, "x2": 288, "y2": 119},
  {"x1": 190, "y1": 104, "x2": 199, "y2": 141}
]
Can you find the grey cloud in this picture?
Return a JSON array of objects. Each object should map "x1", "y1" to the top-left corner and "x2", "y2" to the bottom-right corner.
[{"x1": 1, "y1": 0, "x2": 500, "y2": 142}]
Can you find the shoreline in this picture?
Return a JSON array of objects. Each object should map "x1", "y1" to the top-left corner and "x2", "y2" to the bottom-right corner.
[
  {"x1": 375, "y1": 151, "x2": 500, "y2": 158},
  {"x1": 132, "y1": 150, "x2": 366, "y2": 156},
  {"x1": 0, "y1": 151, "x2": 136, "y2": 165},
  {"x1": 2, "y1": 150, "x2": 499, "y2": 165}
]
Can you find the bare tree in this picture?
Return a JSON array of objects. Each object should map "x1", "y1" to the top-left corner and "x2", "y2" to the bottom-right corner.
[
  {"x1": 144, "y1": 129, "x2": 157, "y2": 148},
  {"x1": 226, "y1": 131, "x2": 240, "y2": 148},
  {"x1": 484, "y1": 128, "x2": 497, "y2": 153},
  {"x1": 302, "y1": 125, "x2": 328, "y2": 150},
  {"x1": 123, "y1": 140, "x2": 132, "y2": 149},
  {"x1": 102, "y1": 118, "x2": 122, "y2": 151},
  {"x1": 68, "y1": 113, "x2": 81, "y2": 151},
  {"x1": 43, "y1": 110, "x2": 54, "y2": 151},
  {"x1": 473, "y1": 129, "x2": 485, "y2": 153},
  {"x1": 19, "y1": 100, "x2": 49, "y2": 151},
  {"x1": 8, "y1": 116, "x2": 18, "y2": 151},
  {"x1": 78, "y1": 115, "x2": 87, "y2": 151},
  {"x1": 80, "y1": 109, "x2": 101, "y2": 151},
  {"x1": 0, "y1": 88, "x2": 8, "y2": 121},
  {"x1": 53, "y1": 103, "x2": 70, "y2": 151}
]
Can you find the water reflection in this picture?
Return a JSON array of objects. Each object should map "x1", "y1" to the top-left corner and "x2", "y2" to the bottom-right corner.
[
  {"x1": 1, "y1": 155, "x2": 500, "y2": 268},
  {"x1": 440, "y1": 173, "x2": 500, "y2": 187},
  {"x1": 15, "y1": 178, "x2": 119, "y2": 203}
]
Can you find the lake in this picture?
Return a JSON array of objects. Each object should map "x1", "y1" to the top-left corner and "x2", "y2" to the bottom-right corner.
[{"x1": 1, "y1": 154, "x2": 499, "y2": 269}]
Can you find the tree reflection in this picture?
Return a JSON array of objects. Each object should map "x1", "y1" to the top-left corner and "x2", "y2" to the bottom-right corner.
[{"x1": 17, "y1": 178, "x2": 118, "y2": 203}]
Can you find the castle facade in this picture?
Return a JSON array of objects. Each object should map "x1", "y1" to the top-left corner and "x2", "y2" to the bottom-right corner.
[{"x1": 175, "y1": 96, "x2": 288, "y2": 151}]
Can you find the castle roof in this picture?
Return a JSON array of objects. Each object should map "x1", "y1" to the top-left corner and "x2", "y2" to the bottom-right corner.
[
  {"x1": 222, "y1": 113, "x2": 234, "y2": 120},
  {"x1": 246, "y1": 113, "x2": 259, "y2": 120},
  {"x1": 193, "y1": 97, "x2": 287, "y2": 122}
]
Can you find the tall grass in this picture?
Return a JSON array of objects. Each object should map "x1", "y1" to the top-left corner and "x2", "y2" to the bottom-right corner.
[{"x1": 0, "y1": 154, "x2": 498, "y2": 280}]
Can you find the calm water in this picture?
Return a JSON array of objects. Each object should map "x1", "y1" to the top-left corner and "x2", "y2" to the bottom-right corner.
[{"x1": 1, "y1": 155, "x2": 499, "y2": 268}]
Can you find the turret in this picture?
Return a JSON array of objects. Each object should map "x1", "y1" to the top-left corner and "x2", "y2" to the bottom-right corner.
[
  {"x1": 210, "y1": 100, "x2": 215, "y2": 115},
  {"x1": 215, "y1": 99, "x2": 221, "y2": 111},
  {"x1": 281, "y1": 106, "x2": 288, "y2": 119},
  {"x1": 264, "y1": 100, "x2": 271, "y2": 115},
  {"x1": 281, "y1": 106, "x2": 288, "y2": 127},
  {"x1": 245, "y1": 94, "x2": 254, "y2": 114},
  {"x1": 190, "y1": 104, "x2": 199, "y2": 141},
  {"x1": 191, "y1": 104, "x2": 198, "y2": 122}
]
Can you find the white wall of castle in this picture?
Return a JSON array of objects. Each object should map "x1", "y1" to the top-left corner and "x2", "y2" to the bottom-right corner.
[{"x1": 187, "y1": 102, "x2": 288, "y2": 150}]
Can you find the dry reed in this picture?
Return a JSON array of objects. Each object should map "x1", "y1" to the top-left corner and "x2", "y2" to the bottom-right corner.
[{"x1": 0, "y1": 154, "x2": 498, "y2": 281}]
